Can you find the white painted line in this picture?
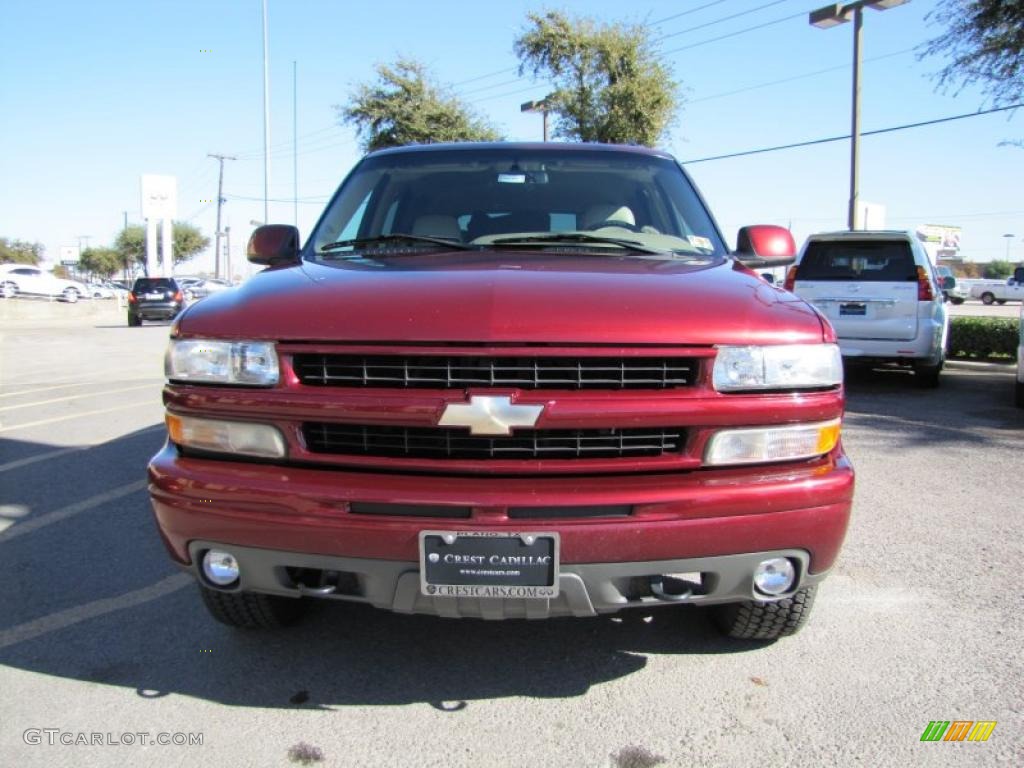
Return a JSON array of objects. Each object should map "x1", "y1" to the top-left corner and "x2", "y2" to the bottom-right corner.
[
  {"x1": 0, "y1": 401, "x2": 160, "y2": 433},
  {"x1": 0, "y1": 383, "x2": 158, "y2": 412},
  {"x1": 0, "y1": 573, "x2": 192, "y2": 651},
  {"x1": 0, "y1": 424, "x2": 165, "y2": 473},
  {"x1": 0, "y1": 479, "x2": 147, "y2": 543},
  {"x1": 0, "y1": 375, "x2": 164, "y2": 398}
]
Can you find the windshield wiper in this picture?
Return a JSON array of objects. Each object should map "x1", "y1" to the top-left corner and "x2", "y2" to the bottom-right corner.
[
  {"x1": 319, "y1": 234, "x2": 477, "y2": 253},
  {"x1": 489, "y1": 232, "x2": 672, "y2": 256}
]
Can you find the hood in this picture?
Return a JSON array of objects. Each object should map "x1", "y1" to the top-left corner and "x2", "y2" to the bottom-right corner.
[{"x1": 177, "y1": 252, "x2": 825, "y2": 346}]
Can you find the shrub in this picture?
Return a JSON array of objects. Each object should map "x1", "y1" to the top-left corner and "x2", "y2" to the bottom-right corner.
[{"x1": 947, "y1": 316, "x2": 1020, "y2": 359}]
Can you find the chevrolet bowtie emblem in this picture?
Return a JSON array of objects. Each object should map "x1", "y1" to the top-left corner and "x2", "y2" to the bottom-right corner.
[{"x1": 438, "y1": 395, "x2": 544, "y2": 435}]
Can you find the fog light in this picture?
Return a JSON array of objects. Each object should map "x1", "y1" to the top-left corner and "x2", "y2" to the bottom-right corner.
[
  {"x1": 202, "y1": 550, "x2": 240, "y2": 586},
  {"x1": 753, "y1": 558, "x2": 795, "y2": 596}
]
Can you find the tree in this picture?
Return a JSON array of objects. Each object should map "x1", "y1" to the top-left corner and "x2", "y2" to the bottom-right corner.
[
  {"x1": 79, "y1": 247, "x2": 124, "y2": 279},
  {"x1": 0, "y1": 237, "x2": 44, "y2": 265},
  {"x1": 115, "y1": 223, "x2": 209, "y2": 273},
  {"x1": 983, "y1": 259, "x2": 1015, "y2": 279},
  {"x1": 920, "y1": 0, "x2": 1024, "y2": 107},
  {"x1": 339, "y1": 58, "x2": 501, "y2": 152},
  {"x1": 514, "y1": 11, "x2": 679, "y2": 146}
]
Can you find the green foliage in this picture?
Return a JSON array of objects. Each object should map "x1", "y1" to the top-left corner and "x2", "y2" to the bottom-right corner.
[
  {"x1": 983, "y1": 259, "x2": 1015, "y2": 279},
  {"x1": 115, "y1": 222, "x2": 209, "y2": 272},
  {"x1": 514, "y1": 11, "x2": 679, "y2": 146},
  {"x1": 339, "y1": 58, "x2": 501, "y2": 152},
  {"x1": 921, "y1": 0, "x2": 1024, "y2": 106},
  {"x1": 79, "y1": 247, "x2": 124, "y2": 278},
  {"x1": 0, "y1": 237, "x2": 44, "y2": 265},
  {"x1": 947, "y1": 316, "x2": 1020, "y2": 359}
]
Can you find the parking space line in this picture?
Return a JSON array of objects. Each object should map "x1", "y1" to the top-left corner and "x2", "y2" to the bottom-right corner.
[
  {"x1": 0, "y1": 383, "x2": 158, "y2": 412},
  {"x1": 0, "y1": 479, "x2": 147, "y2": 543},
  {"x1": 0, "y1": 401, "x2": 160, "y2": 433},
  {"x1": 0, "y1": 573, "x2": 192, "y2": 651},
  {"x1": 0, "y1": 424, "x2": 165, "y2": 473},
  {"x1": 0, "y1": 375, "x2": 163, "y2": 398}
]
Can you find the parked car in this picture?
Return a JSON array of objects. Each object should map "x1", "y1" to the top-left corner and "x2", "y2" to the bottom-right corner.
[
  {"x1": 935, "y1": 265, "x2": 967, "y2": 304},
  {"x1": 127, "y1": 277, "x2": 186, "y2": 326},
  {"x1": 969, "y1": 269, "x2": 1024, "y2": 305},
  {"x1": 149, "y1": 142, "x2": 853, "y2": 641},
  {"x1": 1017, "y1": 301, "x2": 1024, "y2": 408},
  {"x1": 175, "y1": 276, "x2": 233, "y2": 300},
  {"x1": 0, "y1": 264, "x2": 90, "y2": 302},
  {"x1": 785, "y1": 230, "x2": 948, "y2": 387},
  {"x1": 85, "y1": 282, "x2": 114, "y2": 299}
]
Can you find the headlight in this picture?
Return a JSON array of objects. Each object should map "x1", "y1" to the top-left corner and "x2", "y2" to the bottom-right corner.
[
  {"x1": 705, "y1": 419, "x2": 841, "y2": 466},
  {"x1": 166, "y1": 414, "x2": 286, "y2": 458},
  {"x1": 713, "y1": 344, "x2": 842, "y2": 392},
  {"x1": 166, "y1": 339, "x2": 279, "y2": 386}
]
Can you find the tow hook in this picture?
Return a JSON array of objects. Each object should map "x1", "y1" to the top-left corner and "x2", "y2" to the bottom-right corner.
[{"x1": 649, "y1": 575, "x2": 694, "y2": 602}]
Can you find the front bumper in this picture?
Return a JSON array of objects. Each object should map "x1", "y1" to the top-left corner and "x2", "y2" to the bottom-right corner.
[
  {"x1": 185, "y1": 540, "x2": 828, "y2": 619},
  {"x1": 148, "y1": 444, "x2": 854, "y2": 616}
]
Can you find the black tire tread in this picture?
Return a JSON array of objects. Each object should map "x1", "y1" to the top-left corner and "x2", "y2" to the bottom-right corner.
[
  {"x1": 714, "y1": 586, "x2": 817, "y2": 640},
  {"x1": 198, "y1": 585, "x2": 304, "y2": 628}
]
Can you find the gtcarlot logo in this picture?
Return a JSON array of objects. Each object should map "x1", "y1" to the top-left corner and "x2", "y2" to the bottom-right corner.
[{"x1": 23, "y1": 729, "x2": 204, "y2": 747}]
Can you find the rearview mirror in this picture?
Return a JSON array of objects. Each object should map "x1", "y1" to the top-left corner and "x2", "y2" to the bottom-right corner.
[
  {"x1": 733, "y1": 225, "x2": 797, "y2": 268},
  {"x1": 247, "y1": 225, "x2": 301, "y2": 266}
]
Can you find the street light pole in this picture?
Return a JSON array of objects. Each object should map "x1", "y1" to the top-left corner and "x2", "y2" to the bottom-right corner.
[
  {"x1": 810, "y1": 0, "x2": 908, "y2": 231},
  {"x1": 521, "y1": 98, "x2": 552, "y2": 141},
  {"x1": 1004, "y1": 233, "x2": 1015, "y2": 260}
]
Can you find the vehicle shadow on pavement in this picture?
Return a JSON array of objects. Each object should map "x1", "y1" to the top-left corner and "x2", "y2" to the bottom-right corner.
[
  {"x1": 0, "y1": 428, "x2": 767, "y2": 711},
  {"x1": 843, "y1": 364, "x2": 1024, "y2": 445}
]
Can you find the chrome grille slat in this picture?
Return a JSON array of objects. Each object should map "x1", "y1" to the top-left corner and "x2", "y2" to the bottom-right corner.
[
  {"x1": 302, "y1": 424, "x2": 685, "y2": 460},
  {"x1": 292, "y1": 354, "x2": 697, "y2": 389}
]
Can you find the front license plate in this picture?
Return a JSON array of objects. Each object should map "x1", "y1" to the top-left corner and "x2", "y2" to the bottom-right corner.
[{"x1": 419, "y1": 531, "x2": 559, "y2": 598}]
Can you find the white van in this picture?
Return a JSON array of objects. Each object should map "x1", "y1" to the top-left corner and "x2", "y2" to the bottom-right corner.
[{"x1": 785, "y1": 231, "x2": 949, "y2": 387}]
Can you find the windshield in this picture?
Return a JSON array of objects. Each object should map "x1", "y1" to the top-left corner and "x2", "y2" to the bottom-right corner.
[{"x1": 308, "y1": 147, "x2": 726, "y2": 260}]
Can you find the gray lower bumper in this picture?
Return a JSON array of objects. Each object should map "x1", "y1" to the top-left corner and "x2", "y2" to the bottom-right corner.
[{"x1": 187, "y1": 541, "x2": 827, "y2": 620}]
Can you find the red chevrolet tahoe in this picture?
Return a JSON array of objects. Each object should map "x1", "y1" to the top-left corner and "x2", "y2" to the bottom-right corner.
[{"x1": 149, "y1": 143, "x2": 853, "y2": 640}]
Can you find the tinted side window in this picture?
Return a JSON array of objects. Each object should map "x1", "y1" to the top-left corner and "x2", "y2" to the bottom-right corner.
[{"x1": 798, "y1": 241, "x2": 916, "y2": 282}]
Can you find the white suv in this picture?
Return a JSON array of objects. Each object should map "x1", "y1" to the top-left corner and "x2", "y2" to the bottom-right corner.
[
  {"x1": 785, "y1": 231, "x2": 948, "y2": 387},
  {"x1": 0, "y1": 264, "x2": 89, "y2": 302}
]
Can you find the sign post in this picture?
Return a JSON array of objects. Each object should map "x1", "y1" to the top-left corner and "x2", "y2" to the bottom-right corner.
[{"x1": 141, "y1": 175, "x2": 178, "y2": 277}]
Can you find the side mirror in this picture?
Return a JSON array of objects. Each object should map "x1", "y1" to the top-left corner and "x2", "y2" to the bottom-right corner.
[
  {"x1": 760, "y1": 272, "x2": 776, "y2": 285},
  {"x1": 247, "y1": 225, "x2": 301, "y2": 266},
  {"x1": 734, "y1": 225, "x2": 797, "y2": 268},
  {"x1": 941, "y1": 276, "x2": 955, "y2": 290}
]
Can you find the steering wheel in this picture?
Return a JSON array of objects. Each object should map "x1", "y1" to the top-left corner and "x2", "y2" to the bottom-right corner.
[{"x1": 583, "y1": 219, "x2": 644, "y2": 233}]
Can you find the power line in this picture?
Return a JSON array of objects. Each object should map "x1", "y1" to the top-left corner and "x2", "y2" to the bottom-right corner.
[
  {"x1": 452, "y1": 67, "x2": 517, "y2": 88},
  {"x1": 655, "y1": 0, "x2": 788, "y2": 42},
  {"x1": 649, "y1": 0, "x2": 732, "y2": 27},
  {"x1": 682, "y1": 104, "x2": 1024, "y2": 165},
  {"x1": 663, "y1": 11, "x2": 806, "y2": 56},
  {"x1": 688, "y1": 47, "x2": 914, "y2": 105}
]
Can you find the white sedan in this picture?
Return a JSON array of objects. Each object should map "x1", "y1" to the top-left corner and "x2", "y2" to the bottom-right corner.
[{"x1": 0, "y1": 264, "x2": 90, "y2": 302}]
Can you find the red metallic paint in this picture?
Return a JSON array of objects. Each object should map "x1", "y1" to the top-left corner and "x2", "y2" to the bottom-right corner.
[
  {"x1": 176, "y1": 253, "x2": 827, "y2": 346},
  {"x1": 149, "y1": 444, "x2": 853, "y2": 572}
]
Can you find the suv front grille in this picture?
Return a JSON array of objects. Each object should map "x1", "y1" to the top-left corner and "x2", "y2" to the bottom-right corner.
[
  {"x1": 292, "y1": 354, "x2": 697, "y2": 390},
  {"x1": 302, "y1": 424, "x2": 685, "y2": 460}
]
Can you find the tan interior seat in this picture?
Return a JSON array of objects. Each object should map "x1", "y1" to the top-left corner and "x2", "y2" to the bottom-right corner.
[
  {"x1": 580, "y1": 204, "x2": 636, "y2": 230},
  {"x1": 411, "y1": 215, "x2": 462, "y2": 241}
]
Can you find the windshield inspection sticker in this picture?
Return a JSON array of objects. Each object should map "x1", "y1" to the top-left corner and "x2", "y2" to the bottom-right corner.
[{"x1": 688, "y1": 235, "x2": 713, "y2": 251}]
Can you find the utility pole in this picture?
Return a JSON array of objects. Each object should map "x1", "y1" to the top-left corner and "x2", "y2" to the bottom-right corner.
[
  {"x1": 225, "y1": 226, "x2": 232, "y2": 283},
  {"x1": 208, "y1": 153, "x2": 236, "y2": 279},
  {"x1": 123, "y1": 210, "x2": 128, "y2": 231}
]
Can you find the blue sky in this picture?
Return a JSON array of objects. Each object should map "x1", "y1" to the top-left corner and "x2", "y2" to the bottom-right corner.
[{"x1": 1, "y1": 0, "x2": 1021, "y2": 276}]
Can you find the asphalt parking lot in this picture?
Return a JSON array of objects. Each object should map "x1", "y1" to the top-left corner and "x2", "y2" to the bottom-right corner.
[{"x1": 1, "y1": 301, "x2": 1021, "y2": 767}]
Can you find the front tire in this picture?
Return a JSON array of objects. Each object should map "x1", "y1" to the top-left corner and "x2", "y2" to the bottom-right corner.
[
  {"x1": 198, "y1": 585, "x2": 306, "y2": 629},
  {"x1": 1, "y1": 281, "x2": 16, "y2": 299},
  {"x1": 713, "y1": 586, "x2": 817, "y2": 640},
  {"x1": 62, "y1": 287, "x2": 80, "y2": 303},
  {"x1": 950, "y1": 297, "x2": 964, "y2": 305}
]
